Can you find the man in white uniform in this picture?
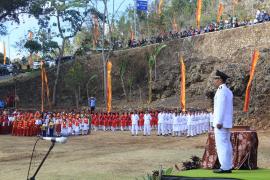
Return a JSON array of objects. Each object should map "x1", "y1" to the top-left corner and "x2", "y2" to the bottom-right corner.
[
  {"x1": 143, "y1": 110, "x2": 152, "y2": 136},
  {"x1": 131, "y1": 111, "x2": 139, "y2": 136},
  {"x1": 213, "y1": 70, "x2": 233, "y2": 173},
  {"x1": 157, "y1": 110, "x2": 164, "y2": 136}
]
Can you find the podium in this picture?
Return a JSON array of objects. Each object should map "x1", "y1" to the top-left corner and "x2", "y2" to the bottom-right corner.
[{"x1": 202, "y1": 126, "x2": 259, "y2": 170}]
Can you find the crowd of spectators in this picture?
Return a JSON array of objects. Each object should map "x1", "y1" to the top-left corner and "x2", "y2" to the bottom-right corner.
[{"x1": 110, "y1": 9, "x2": 270, "y2": 50}]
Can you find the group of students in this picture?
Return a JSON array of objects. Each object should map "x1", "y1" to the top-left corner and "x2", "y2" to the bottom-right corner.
[
  {"x1": 0, "y1": 110, "x2": 91, "y2": 137},
  {"x1": 91, "y1": 110, "x2": 213, "y2": 137},
  {"x1": 0, "y1": 109, "x2": 213, "y2": 138}
]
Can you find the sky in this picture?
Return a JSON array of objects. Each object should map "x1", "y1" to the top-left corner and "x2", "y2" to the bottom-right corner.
[{"x1": 0, "y1": 0, "x2": 152, "y2": 61}]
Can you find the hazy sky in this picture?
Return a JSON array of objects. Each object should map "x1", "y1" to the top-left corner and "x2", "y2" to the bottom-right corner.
[{"x1": 0, "y1": 0, "x2": 152, "y2": 60}]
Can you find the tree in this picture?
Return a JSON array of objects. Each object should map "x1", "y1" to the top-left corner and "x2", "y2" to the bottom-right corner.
[
  {"x1": 147, "y1": 44, "x2": 167, "y2": 104},
  {"x1": 0, "y1": 0, "x2": 41, "y2": 35},
  {"x1": 64, "y1": 61, "x2": 86, "y2": 109},
  {"x1": 24, "y1": 40, "x2": 42, "y2": 54},
  {"x1": 37, "y1": 29, "x2": 60, "y2": 58},
  {"x1": 34, "y1": 0, "x2": 94, "y2": 106},
  {"x1": 119, "y1": 59, "x2": 128, "y2": 102}
]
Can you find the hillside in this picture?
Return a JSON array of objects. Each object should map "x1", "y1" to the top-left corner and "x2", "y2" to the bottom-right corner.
[{"x1": 0, "y1": 22, "x2": 270, "y2": 128}]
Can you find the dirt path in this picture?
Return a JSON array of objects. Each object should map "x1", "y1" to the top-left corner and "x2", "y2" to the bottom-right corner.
[{"x1": 0, "y1": 130, "x2": 269, "y2": 180}]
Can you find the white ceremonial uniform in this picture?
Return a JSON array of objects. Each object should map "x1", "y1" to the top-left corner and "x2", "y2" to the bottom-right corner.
[
  {"x1": 131, "y1": 114, "x2": 139, "y2": 135},
  {"x1": 143, "y1": 113, "x2": 152, "y2": 136},
  {"x1": 157, "y1": 112, "x2": 164, "y2": 135},
  {"x1": 213, "y1": 84, "x2": 233, "y2": 171}
]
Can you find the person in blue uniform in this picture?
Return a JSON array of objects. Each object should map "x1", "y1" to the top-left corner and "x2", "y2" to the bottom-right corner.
[{"x1": 212, "y1": 70, "x2": 233, "y2": 173}]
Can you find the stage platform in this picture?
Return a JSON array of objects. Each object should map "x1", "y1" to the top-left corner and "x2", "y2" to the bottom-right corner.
[{"x1": 163, "y1": 169, "x2": 270, "y2": 180}]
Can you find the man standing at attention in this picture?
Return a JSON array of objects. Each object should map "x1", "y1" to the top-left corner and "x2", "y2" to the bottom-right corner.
[
  {"x1": 143, "y1": 110, "x2": 152, "y2": 136},
  {"x1": 213, "y1": 70, "x2": 233, "y2": 173},
  {"x1": 131, "y1": 111, "x2": 139, "y2": 136}
]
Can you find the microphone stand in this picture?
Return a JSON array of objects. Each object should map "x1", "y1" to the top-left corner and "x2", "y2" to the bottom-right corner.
[{"x1": 28, "y1": 141, "x2": 55, "y2": 180}]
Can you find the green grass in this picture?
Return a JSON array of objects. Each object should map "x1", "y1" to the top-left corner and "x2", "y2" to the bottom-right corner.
[{"x1": 174, "y1": 169, "x2": 270, "y2": 180}]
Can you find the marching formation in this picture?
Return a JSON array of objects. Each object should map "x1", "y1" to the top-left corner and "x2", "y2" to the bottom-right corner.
[{"x1": 0, "y1": 109, "x2": 213, "y2": 138}]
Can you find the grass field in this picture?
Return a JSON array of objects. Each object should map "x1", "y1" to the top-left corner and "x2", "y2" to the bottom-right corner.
[
  {"x1": 0, "y1": 130, "x2": 270, "y2": 180},
  {"x1": 175, "y1": 169, "x2": 270, "y2": 180}
]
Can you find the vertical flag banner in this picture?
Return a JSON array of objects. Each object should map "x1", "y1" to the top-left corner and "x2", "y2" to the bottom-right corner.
[
  {"x1": 107, "y1": 60, "x2": 112, "y2": 112},
  {"x1": 180, "y1": 56, "x2": 186, "y2": 112},
  {"x1": 243, "y1": 50, "x2": 260, "y2": 112},
  {"x1": 172, "y1": 17, "x2": 178, "y2": 32},
  {"x1": 41, "y1": 61, "x2": 51, "y2": 112},
  {"x1": 28, "y1": 31, "x2": 33, "y2": 40},
  {"x1": 3, "y1": 42, "x2": 6, "y2": 65},
  {"x1": 217, "y1": 3, "x2": 224, "y2": 24},
  {"x1": 196, "y1": 0, "x2": 202, "y2": 29},
  {"x1": 41, "y1": 62, "x2": 44, "y2": 112},
  {"x1": 92, "y1": 15, "x2": 99, "y2": 49},
  {"x1": 232, "y1": 0, "x2": 238, "y2": 15},
  {"x1": 158, "y1": 0, "x2": 164, "y2": 15},
  {"x1": 28, "y1": 31, "x2": 33, "y2": 65},
  {"x1": 130, "y1": 26, "x2": 134, "y2": 41}
]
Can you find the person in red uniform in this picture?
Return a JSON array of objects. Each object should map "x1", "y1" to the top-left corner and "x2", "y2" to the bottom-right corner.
[
  {"x1": 138, "y1": 111, "x2": 144, "y2": 131},
  {"x1": 16, "y1": 116, "x2": 23, "y2": 136},
  {"x1": 108, "y1": 113, "x2": 112, "y2": 131},
  {"x1": 55, "y1": 115, "x2": 62, "y2": 137},
  {"x1": 91, "y1": 113, "x2": 96, "y2": 131},
  {"x1": 12, "y1": 119, "x2": 18, "y2": 136},
  {"x1": 120, "y1": 113, "x2": 125, "y2": 131},
  {"x1": 115, "y1": 112, "x2": 119, "y2": 130}
]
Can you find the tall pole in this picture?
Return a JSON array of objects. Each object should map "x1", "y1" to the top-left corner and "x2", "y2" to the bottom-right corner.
[{"x1": 134, "y1": 0, "x2": 137, "y2": 40}]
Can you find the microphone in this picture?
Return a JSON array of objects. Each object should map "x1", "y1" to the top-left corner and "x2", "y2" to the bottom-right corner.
[{"x1": 42, "y1": 137, "x2": 67, "y2": 144}]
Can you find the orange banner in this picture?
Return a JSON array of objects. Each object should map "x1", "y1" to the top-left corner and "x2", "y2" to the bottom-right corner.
[
  {"x1": 243, "y1": 50, "x2": 260, "y2": 112},
  {"x1": 158, "y1": 0, "x2": 164, "y2": 15},
  {"x1": 28, "y1": 31, "x2": 33, "y2": 40},
  {"x1": 180, "y1": 56, "x2": 186, "y2": 112},
  {"x1": 41, "y1": 62, "x2": 44, "y2": 112},
  {"x1": 41, "y1": 61, "x2": 50, "y2": 112},
  {"x1": 172, "y1": 17, "x2": 178, "y2": 32},
  {"x1": 196, "y1": 0, "x2": 202, "y2": 29},
  {"x1": 92, "y1": 15, "x2": 99, "y2": 49},
  {"x1": 217, "y1": 3, "x2": 224, "y2": 24},
  {"x1": 130, "y1": 26, "x2": 134, "y2": 41},
  {"x1": 107, "y1": 60, "x2": 112, "y2": 112},
  {"x1": 3, "y1": 42, "x2": 6, "y2": 65}
]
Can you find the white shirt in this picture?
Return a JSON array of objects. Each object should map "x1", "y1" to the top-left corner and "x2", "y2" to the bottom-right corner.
[
  {"x1": 131, "y1": 114, "x2": 139, "y2": 125},
  {"x1": 158, "y1": 113, "x2": 164, "y2": 124},
  {"x1": 144, "y1": 113, "x2": 152, "y2": 125},
  {"x1": 213, "y1": 84, "x2": 233, "y2": 129}
]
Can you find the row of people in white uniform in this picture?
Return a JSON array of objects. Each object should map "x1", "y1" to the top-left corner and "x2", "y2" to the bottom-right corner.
[{"x1": 131, "y1": 111, "x2": 213, "y2": 136}]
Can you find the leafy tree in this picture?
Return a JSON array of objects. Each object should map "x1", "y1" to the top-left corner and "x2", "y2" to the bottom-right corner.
[
  {"x1": 119, "y1": 59, "x2": 128, "y2": 102},
  {"x1": 0, "y1": 0, "x2": 37, "y2": 35},
  {"x1": 33, "y1": 0, "x2": 94, "y2": 106},
  {"x1": 37, "y1": 29, "x2": 60, "y2": 58},
  {"x1": 147, "y1": 44, "x2": 167, "y2": 103},
  {"x1": 64, "y1": 61, "x2": 86, "y2": 108},
  {"x1": 24, "y1": 40, "x2": 42, "y2": 54}
]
